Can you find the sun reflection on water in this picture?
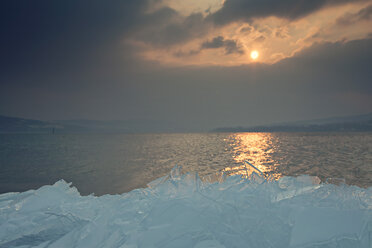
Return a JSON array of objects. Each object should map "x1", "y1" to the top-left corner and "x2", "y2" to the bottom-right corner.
[{"x1": 223, "y1": 133, "x2": 282, "y2": 179}]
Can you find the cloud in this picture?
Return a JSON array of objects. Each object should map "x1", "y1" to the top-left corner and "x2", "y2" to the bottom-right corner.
[
  {"x1": 209, "y1": 0, "x2": 367, "y2": 25},
  {"x1": 274, "y1": 28, "x2": 289, "y2": 39},
  {"x1": 240, "y1": 26, "x2": 253, "y2": 33},
  {"x1": 1, "y1": 34, "x2": 372, "y2": 129},
  {"x1": 282, "y1": 38, "x2": 372, "y2": 93},
  {"x1": 201, "y1": 36, "x2": 244, "y2": 54},
  {"x1": 173, "y1": 35, "x2": 245, "y2": 57},
  {"x1": 254, "y1": 35, "x2": 266, "y2": 42},
  {"x1": 336, "y1": 4, "x2": 372, "y2": 26},
  {"x1": 135, "y1": 11, "x2": 211, "y2": 47},
  {"x1": 173, "y1": 49, "x2": 200, "y2": 57},
  {"x1": 0, "y1": 0, "x2": 151, "y2": 81}
]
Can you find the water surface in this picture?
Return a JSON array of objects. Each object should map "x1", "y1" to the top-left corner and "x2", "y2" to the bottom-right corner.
[{"x1": 0, "y1": 132, "x2": 371, "y2": 195}]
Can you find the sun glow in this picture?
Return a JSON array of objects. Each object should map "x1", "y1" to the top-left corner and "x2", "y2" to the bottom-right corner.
[
  {"x1": 250, "y1": 50, "x2": 259, "y2": 60},
  {"x1": 223, "y1": 133, "x2": 281, "y2": 179}
]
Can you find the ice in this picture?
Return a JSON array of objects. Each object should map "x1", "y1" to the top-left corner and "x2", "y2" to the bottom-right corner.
[{"x1": 0, "y1": 166, "x2": 371, "y2": 248}]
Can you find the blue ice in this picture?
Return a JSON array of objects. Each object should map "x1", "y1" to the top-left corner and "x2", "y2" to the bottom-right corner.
[{"x1": 0, "y1": 165, "x2": 371, "y2": 248}]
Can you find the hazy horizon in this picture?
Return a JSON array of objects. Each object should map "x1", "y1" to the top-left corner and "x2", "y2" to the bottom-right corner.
[
  {"x1": 1, "y1": 0, "x2": 371, "y2": 130},
  {"x1": 2, "y1": 110, "x2": 372, "y2": 125}
]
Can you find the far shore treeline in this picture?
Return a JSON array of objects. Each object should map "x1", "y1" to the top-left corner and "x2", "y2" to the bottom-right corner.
[{"x1": 1, "y1": 113, "x2": 372, "y2": 134}]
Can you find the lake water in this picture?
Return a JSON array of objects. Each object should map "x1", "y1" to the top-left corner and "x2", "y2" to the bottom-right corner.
[{"x1": 0, "y1": 132, "x2": 371, "y2": 195}]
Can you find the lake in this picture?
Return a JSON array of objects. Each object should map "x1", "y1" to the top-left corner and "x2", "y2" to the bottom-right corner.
[{"x1": 0, "y1": 132, "x2": 371, "y2": 195}]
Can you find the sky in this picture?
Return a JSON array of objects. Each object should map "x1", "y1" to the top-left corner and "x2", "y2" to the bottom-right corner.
[{"x1": 0, "y1": 0, "x2": 371, "y2": 130}]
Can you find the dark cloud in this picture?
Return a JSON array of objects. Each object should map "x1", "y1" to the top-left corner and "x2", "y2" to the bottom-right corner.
[
  {"x1": 0, "y1": 0, "x2": 151, "y2": 83},
  {"x1": 280, "y1": 38, "x2": 372, "y2": 93},
  {"x1": 336, "y1": 4, "x2": 372, "y2": 26},
  {"x1": 173, "y1": 49, "x2": 200, "y2": 57},
  {"x1": 209, "y1": 0, "x2": 367, "y2": 25},
  {"x1": 240, "y1": 26, "x2": 253, "y2": 33},
  {"x1": 174, "y1": 35, "x2": 245, "y2": 57},
  {"x1": 201, "y1": 36, "x2": 244, "y2": 54},
  {"x1": 254, "y1": 35, "x2": 266, "y2": 42},
  {"x1": 201, "y1": 36, "x2": 226, "y2": 49},
  {"x1": 135, "y1": 11, "x2": 211, "y2": 47},
  {"x1": 355, "y1": 4, "x2": 372, "y2": 19},
  {"x1": 275, "y1": 29, "x2": 289, "y2": 39}
]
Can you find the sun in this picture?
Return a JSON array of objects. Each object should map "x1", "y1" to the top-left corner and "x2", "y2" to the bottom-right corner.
[{"x1": 250, "y1": 50, "x2": 259, "y2": 60}]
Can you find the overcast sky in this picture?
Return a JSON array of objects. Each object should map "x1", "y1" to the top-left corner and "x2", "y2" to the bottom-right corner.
[{"x1": 1, "y1": 0, "x2": 371, "y2": 130}]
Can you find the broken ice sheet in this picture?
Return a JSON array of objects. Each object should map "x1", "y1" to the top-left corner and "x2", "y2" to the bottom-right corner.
[{"x1": 0, "y1": 166, "x2": 371, "y2": 248}]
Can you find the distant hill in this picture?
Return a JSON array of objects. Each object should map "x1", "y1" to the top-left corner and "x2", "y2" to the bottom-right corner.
[
  {"x1": 0, "y1": 115, "x2": 64, "y2": 133},
  {"x1": 2, "y1": 113, "x2": 372, "y2": 134},
  {"x1": 213, "y1": 113, "x2": 372, "y2": 132},
  {"x1": 0, "y1": 115, "x2": 179, "y2": 133},
  {"x1": 56, "y1": 119, "x2": 179, "y2": 133}
]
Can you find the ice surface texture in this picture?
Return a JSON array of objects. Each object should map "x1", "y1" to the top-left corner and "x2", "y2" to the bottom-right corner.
[{"x1": 0, "y1": 165, "x2": 371, "y2": 248}]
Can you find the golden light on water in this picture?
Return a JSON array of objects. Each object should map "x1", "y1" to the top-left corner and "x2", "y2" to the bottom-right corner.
[
  {"x1": 250, "y1": 50, "x2": 259, "y2": 60},
  {"x1": 224, "y1": 133, "x2": 281, "y2": 179}
]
